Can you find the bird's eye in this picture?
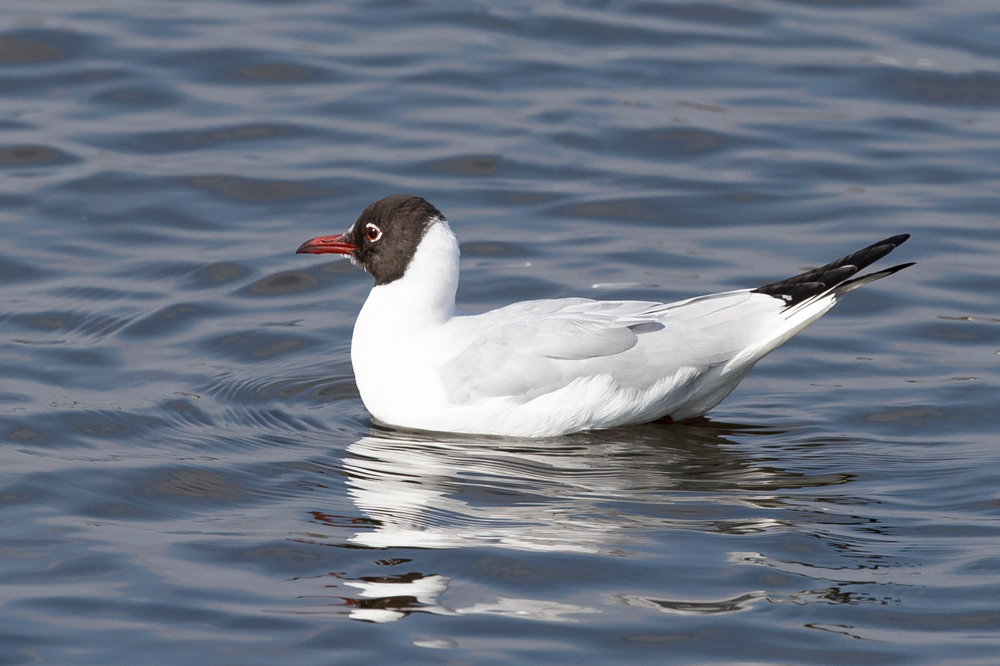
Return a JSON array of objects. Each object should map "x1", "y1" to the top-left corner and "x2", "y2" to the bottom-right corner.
[{"x1": 365, "y1": 224, "x2": 382, "y2": 242}]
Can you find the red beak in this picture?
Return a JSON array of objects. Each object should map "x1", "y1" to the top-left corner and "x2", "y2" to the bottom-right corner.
[{"x1": 296, "y1": 234, "x2": 356, "y2": 255}]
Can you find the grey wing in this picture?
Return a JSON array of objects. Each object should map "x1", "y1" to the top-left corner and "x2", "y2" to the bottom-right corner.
[
  {"x1": 441, "y1": 299, "x2": 646, "y2": 403},
  {"x1": 441, "y1": 293, "x2": 777, "y2": 404}
]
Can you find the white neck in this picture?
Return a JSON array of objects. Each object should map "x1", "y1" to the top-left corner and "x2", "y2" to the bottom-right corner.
[{"x1": 358, "y1": 218, "x2": 460, "y2": 329}]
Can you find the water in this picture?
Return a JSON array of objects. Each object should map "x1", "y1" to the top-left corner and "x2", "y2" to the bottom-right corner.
[{"x1": 1, "y1": 0, "x2": 999, "y2": 663}]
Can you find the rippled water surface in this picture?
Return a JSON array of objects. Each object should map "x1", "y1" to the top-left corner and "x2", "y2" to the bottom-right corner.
[{"x1": 2, "y1": 0, "x2": 999, "y2": 663}]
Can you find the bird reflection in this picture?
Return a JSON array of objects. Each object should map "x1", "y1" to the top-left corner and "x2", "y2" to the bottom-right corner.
[
  {"x1": 340, "y1": 419, "x2": 832, "y2": 554},
  {"x1": 322, "y1": 420, "x2": 870, "y2": 622},
  {"x1": 340, "y1": 571, "x2": 597, "y2": 623}
]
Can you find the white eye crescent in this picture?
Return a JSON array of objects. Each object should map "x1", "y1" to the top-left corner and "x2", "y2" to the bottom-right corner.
[{"x1": 365, "y1": 223, "x2": 382, "y2": 242}]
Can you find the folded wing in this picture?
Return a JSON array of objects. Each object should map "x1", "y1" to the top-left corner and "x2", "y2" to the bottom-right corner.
[{"x1": 442, "y1": 292, "x2": 778, "y2": 404}]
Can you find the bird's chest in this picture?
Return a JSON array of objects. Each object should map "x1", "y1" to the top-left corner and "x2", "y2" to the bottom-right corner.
[{"x1": 350, "y1": 304, "x2": 456, "y2": 417}]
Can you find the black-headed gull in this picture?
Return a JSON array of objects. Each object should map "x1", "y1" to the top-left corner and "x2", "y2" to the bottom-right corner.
[{"x1": 298, "y1": 195, "x2": 912, "y2": 437}]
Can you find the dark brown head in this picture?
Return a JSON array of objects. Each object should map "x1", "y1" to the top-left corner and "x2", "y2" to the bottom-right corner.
[{"x1": 296, "y1": 195, "x2": 444, "y2": 286}]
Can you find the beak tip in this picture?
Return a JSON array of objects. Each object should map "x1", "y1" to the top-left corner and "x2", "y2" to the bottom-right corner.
[{"x1": 295, "y1": 234, "x2": 356, "y2": 255}]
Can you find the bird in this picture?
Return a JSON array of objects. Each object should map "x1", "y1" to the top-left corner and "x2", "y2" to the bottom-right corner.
[{"x1": 297, "y1": 194, "x2": 913, "y2": 438}]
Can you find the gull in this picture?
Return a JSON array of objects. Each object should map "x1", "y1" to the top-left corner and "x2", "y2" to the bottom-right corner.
[{"x1": 297, "y1": 195, "x2": 912, "y2": 437}]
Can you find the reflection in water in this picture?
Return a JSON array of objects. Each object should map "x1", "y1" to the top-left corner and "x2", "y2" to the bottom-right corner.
[
  {"x1": 344, "y1": 434, "x2": 640, "y2": 553},
  {"x1": 343, "y1": 572, "x2": 450, "y2": 623},
  {"x1": 341, "y1": 422, "x2": 844, "y2": 554},
  {"x1": 617, "y1": 591, "x2": 768, "y2": 615},
  {"x1": 319, "y1": 422, "x2": 897, "y2": 623},
  {"x1": 287, "y1": 569, "x2": 599, "y2": 624},
  {"x1": 341, "y1": 571, "x2": 598, "y2": 624}
]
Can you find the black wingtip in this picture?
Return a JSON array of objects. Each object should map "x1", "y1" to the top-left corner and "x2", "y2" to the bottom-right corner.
[
  {"x1": 753, "y1": 235, "x2": 912, "y2": 307},
  {"x1": 876, "y1": 260, "x2": 916, "y2": 276},
  {"x1": 834, "y1": 261, "x2": 915, "y2": 294}
]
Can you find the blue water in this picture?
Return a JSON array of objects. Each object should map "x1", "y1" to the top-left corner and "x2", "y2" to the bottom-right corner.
[{"x1": 2, "y1": 1, "x2": 999, "y2": 663}]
